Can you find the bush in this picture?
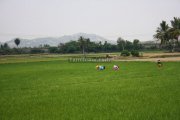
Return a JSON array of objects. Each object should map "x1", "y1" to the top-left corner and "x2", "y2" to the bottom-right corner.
[
  {"x1": 131, "y1": 50, "x2": 139, "y2": 57},
  {"x1": 106, "y1": 54, "x2": 110, "y2": 58},
  {"x1": 121, "y1": 50, "x2": 130, "y2": 56}
]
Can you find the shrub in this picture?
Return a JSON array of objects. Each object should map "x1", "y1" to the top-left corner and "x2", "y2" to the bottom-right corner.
[
  {"x1": 121, "y1": 50, "x2": 130, "y2": 56},
  {"x1": 131, "y1": 50, "x2": 139, "y2": 57},
  {"x1": 106, "y1": 54, "x2": 110, "y2": 58}
]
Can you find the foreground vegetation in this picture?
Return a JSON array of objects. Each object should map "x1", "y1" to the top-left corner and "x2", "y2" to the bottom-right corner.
[{"x1": 0, "y1": 56, "x2": 179, "y2": 120}]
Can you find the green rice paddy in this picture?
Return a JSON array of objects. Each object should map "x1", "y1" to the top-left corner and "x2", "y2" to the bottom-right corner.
[{"x1": 0, "y1": 57, "x2": 179, "y2": 120}]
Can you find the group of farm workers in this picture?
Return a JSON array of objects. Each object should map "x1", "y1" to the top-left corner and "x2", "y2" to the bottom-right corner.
[
  {"x1": 96, "y1": 60, "x2": 163, "y2": 71},
  {"x1": 96, "y1": 65, "x2": 119, "y2": 70}
]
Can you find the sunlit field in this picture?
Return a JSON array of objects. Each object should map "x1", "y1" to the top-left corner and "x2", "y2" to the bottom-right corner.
[{"x1": 0, "y1": 57, "x2": 180, "y2": 120}]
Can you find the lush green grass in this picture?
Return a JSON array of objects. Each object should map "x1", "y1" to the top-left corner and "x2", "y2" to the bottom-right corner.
[
  {"x1": 0, "y1": 53, "x2": 117, "y2": 64},
  {"x1": 0, "y1": 59, "x2": 180, "y2": 120}
]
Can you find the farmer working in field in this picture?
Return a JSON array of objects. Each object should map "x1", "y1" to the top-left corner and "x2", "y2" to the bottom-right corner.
[
  {"x1": 96, "y1": 65, "x2": 99, "y2": 70},
  {"x1": 96, "y1": 65, "x2": 105, "y2": 70},
  {"x1": 157, "y1": 60, "x2": 163, "y2": 67},
  {"x1": 113, "y1": 65, "x2": 119, "y2": 70}
]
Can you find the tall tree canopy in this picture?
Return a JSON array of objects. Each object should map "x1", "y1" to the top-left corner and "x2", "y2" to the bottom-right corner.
[
  {"x1": 133, "y1": 39, "x2": 140, "y2": 50},
  {"x1": 14, "y1": 38, "x2": 20, "y2": 47},
  {"x1": 117, "y1": 37, "x2": 126, "y2": 51},
  {"x1": 154, "y1": 21, "x2": 170, "y2": 45},
  {"x1": 154, "y1": 17, "x2": 180, "y2": 51},
  {"x1": 169, "y1": 17, "x2": 180, "y2": 41},
  {"x1": 78, "y1": 36, "x2": 86, "y2": 57}
]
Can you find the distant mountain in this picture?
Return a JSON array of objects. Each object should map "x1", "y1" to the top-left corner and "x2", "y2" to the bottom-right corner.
[
  {"x1": 141, "y1": 40, "x2": 160, "y2": 44},
  {"x1": 6, "y1": 33, "x2": 111, "y2": 48}
]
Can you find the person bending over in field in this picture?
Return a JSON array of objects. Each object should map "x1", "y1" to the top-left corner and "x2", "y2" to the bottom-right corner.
[
  {"x1": 99, "y1": 65, "x2": 105, "y2": 70},
  {"x1": 96, "y1": 65, "x2": 99, "y2": 70},
  {"x1": 96, "y1": 65, "x2": 105, "y2": 70},
  {"x1": 103, "y1": 66, "x2": 105, "y2": 70},
  {"x1": 113, "y1": 65, "x2": 119, "y2": 70},
  {"x1": 157, "y1": 60, "x2": 163, "y2": 67}
]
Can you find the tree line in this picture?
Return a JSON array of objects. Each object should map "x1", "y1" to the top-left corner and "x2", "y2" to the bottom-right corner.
[{"x1": 0, "y1": 36, "x2": 155, "y2": 55}]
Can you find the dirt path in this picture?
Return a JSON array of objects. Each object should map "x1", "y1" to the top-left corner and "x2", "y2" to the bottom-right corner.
[
  {"x1": 114, "y1": 52, "x2": 180, "y2": 62},
  {"x1": 115, "y1": 57, "x2": 180, "y2": 62}
]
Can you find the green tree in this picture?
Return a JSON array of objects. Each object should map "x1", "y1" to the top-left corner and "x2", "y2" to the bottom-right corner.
[
  {"x1": 121, "y1": 50, "x2": 130, "y2": 56},
  {"x1": 0, "y1": 43, "x2": 9, "y2": 49},
  {"x1": 103, "y1": 41, "x2": 108, "y2": 52},
  {"x1": 85, "y1": 38, "x2": 90, "y2": 53},
  {"x1": 170, "y1": 17, "x2": 180, "y2": 39},
  {"x1": 78, "y1": 36, "x2": 86, "y2": 57},
  {"x1": 0, "y1": 43, "x2": 11, "y2": 55},
  {"x1": 97, "y1": 41, "x2": 103, "y2": 52},
  {"x1": 4, "y1": 43, "x2": 9, "y2": 48},
  {"x1": 133, "y1": 39, "x2": 140, "y2": 50},
  {"x1": 14, "y1": 38, "x2": 20, "y2": 47},
  {"x1": 117, "y1": 37, "x2": 125, "y2": 51},
  {"x1": 154, "y1": 18, "x2": 180, "y2": 52},
  {"x1": 58, "y1": 43, "x2": 66, "y2": 53},
  {"x1": 125, "y1": 40, "x2": 133, "y2": 51},
  {"x1": 169, "y1": 17, "x2": 180, "y2": 51},
  {"x1": 65, "y1": 41, "x2": 79, "y2": 53},
  {"x1": 154, "y1": 21, "x2": 170, "y2": 47}
]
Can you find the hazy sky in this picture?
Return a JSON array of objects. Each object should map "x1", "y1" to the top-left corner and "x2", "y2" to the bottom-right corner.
[{"x1": 0, "y1": 0, "x2": 179, "y2": 42}]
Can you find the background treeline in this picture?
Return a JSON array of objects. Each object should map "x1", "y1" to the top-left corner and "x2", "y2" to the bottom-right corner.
[{"x1": 0, "y1": 37, "x2": 162, "y2": 55}]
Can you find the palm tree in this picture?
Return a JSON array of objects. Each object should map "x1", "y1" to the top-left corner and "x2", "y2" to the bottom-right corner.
[
  {"x1": 169, "y1": 17, "x2": 180, "y2": 45},
  {"x1": 171, "y1": 17, "x2": 180, "y2": 31},
  {"x1": 85, "y1": 38, "x2": 90, "y2": 53},
  {"x1": 159, "y1": 17, "x2": 180, "y2": 52},
  {"x1": 78, "y1": 36, "x2": 86, "y2": 57},
  {"x1": 103, "y1": 41, "x2": 108, "y2": 52},
  {"x1": 117, "y1": 37, "x2": 125, "y2": 51},
  {"x1": 154, "y1": 21, "x2": 170, "y2": 47},
  {"x1": 14, "y1": 38, "x2": 20, "y2": 47},
  {"x1": 133, "y1": 39, "x2": 140, "y2": 50},
  {"x1": 98, "y1": 41, "x2": 102, "y2": 51}
]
